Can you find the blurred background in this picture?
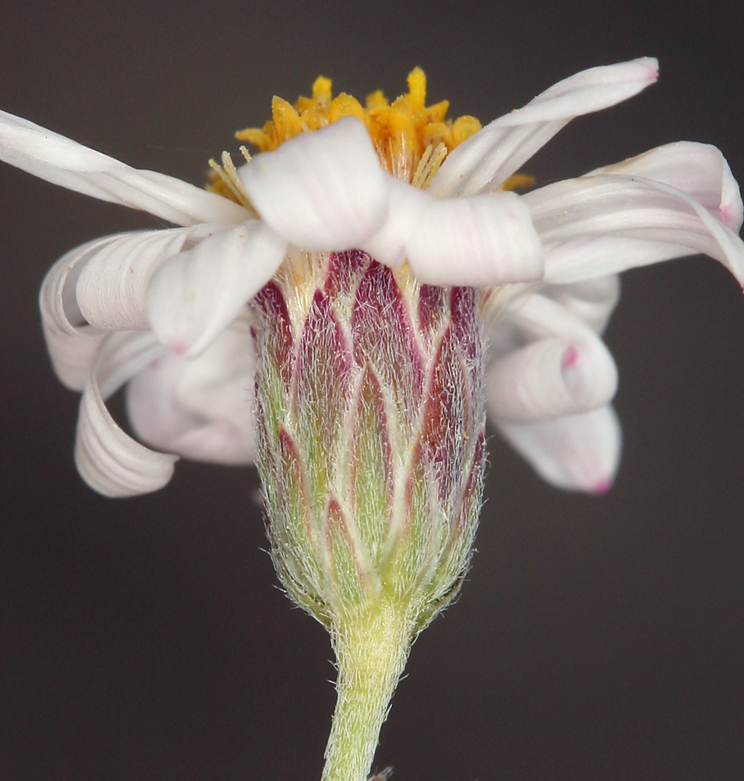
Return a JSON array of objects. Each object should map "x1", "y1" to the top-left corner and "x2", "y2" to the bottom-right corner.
[{"x1": 1, "y1": 1, "x2": 743, "y2": 779}]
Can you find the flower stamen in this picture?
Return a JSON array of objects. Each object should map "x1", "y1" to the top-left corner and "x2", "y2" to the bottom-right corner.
[
  {"x1": 412, "y1": 142, "x2": 448, "y2": 189},
  {"x1": 207, "y1": 149, "x2": 254, "y2": 209}
]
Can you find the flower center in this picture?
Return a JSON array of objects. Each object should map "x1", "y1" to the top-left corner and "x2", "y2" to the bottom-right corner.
[
  {"x1": 208, "y1": 68, "x2": 485, "y2": 205},
  {"x1": 238, "y1": 68, "x2": 483, "y2": 182},
  {"x1": 208, "y1": 70, "x2": 535, "y2": 209}
]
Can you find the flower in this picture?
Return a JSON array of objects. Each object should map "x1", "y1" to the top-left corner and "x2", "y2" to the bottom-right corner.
[
  {"x1": 4, "y1": 58, "x2": 744, "y2": 781},
  {"x1": 1, "y1": 57, "x2": 742, "y2": 503}
]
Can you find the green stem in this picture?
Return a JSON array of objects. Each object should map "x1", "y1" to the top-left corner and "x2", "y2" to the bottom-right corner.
[{"x1": 321, "y1": 602, "x2": 413, "y2": 781}]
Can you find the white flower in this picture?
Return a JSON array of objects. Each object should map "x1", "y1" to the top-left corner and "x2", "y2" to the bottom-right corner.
[{"x1": 2, "y1": 57, "x2": 742, "y2": 497}]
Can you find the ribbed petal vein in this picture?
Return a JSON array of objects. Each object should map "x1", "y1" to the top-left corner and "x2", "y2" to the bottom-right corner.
[
  {"x1": 498, "y1": 404, "x2": 622, "y2": 493},
  {"x1": 239, "y1": 117, "x2": 388, "y2": 250},
  {"x1": 0, "y1": 110, "x2": 250, "y2": 226},
  {"x1": 75, "y1": 332, "x2": 177, "y2": 497},
  {"x1": 529, "y1": 175, "x2": 744, "y2": 285},
  {"x1": 542, "y1": 276, "x2": 621, "y2": 335},
  {"x1": 147, "y1": 221, "x2": 287, "y2": 357},
  {"x1": 406, "y1": 192, "x2": 544, "y2": 286},
  {"x1": 589, "y1": 141, "x2": 744, "y2": 230},
  {"x1": 429, "y1": 57, "x2": 659, "y2": 197},
  {"x1": 39, "y1": 238, "x2": 111, "y2": 390},
  {"x1": 76, "y1": 224, "x2": 222, "y2": 331}
]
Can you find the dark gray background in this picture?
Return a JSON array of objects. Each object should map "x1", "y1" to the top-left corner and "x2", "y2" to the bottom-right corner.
[{"x1": 1, "y1": 1, "x2": 743, "y2": 779}]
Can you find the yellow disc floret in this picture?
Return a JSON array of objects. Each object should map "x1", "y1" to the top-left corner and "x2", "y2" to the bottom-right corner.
[
  {"x1": 208, "y1": 69, "x2": 532, "y2": 204},
  {"x1": 235, "y1": 68, "x2": 483, "y2": 183}
]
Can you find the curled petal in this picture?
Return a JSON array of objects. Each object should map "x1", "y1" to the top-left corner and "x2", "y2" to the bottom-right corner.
[
  {"x1": 498, "y1": 286, "x2": 610, "y2": 344},
  {"x1": 147, "y1": 221, "x2": 287, "y2": 357},
  {"x1": 75, "y1": 333, "x2": 177, "y2": 497},
  {"x1": 361, "y1": 176, "x2": 431, "y2": 268},
  {"x1": 0, "y1": 110, "x2": 249, "y2": 226},
  {"x1": 406, "y1": 192, "x2": 544, "y2": 286},
  {"x1": 430, "y1": 57, "x2": 658, "y2": 197},
  {"x1": 76, "y1": 224, "x2": 222, "y2": 331},
  {"x1": 126, "y1": 326, "x2": 257, "y2": 465},
  {"x1": 497, "y1": 404, "x2": 622, "y2": 494},
  {"x1": 40, "y1": 325, "x2": 104, "y2": 393},
  {"x1": 589, "y1": 142, "x2": 744, "y2": 231},
  {"x1": 542, "y1": 236, "x2": 692, "y2": 285},
  {"x1": 528, "y1": 175, "x2": 744, "y2": 285},
  {"x1": 40, "y1": 237, "x2": 111, "y2": 336},
  {"x1": 239, "y1": 117, "x2": 388, "y2": 250},
  {"x1": 543, "y1": 275, "x2": 621, "y2": 334},
  {"x1": 39, "y1": 238, "x2": 110, "y2": 390},
  {"x1": 39, "y1": 227, "x2": 222, "y2": 388},
  {"x1": 486, "y1": 336, "x2": 617, "y2": 422}
]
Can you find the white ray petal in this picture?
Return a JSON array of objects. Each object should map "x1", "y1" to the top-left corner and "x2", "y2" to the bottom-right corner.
[
  {"x1": 486, "y1": 335, "x2": 617, "y2": 422},
  {"x1": 589, "y1": 142, "x2": 743, "y2": 231},
  {"x1": 360, "y1": 176, "x2": 431, "y2": 269},
  {"x1": 0, "y1": 109, "x2": 250, "y2": 226},
  {"x1": 76, "y1": 224, "x2": 222, "y2": 331},
  {"x1": 504, "y1": 290, "x2": 620, "y2": 348},
  {"x1": 126, "y1": 326, "x2": 256, "y2": 465},
  {"x1": 542, "y1": 275, "x2": 621, "y2": 334},
  {"x1": 239, "y1": 117, "x2": 388, "y2": 250},
  {"x1": 527, "y1": 175, "x2": 744, "y2": 285},
  {"x1": 75, "y1": 332, "x2": 177, "y2": 497},
  {"x1": 39, "y1": 326, "x2": 104, "y2": 393},
  {"x1": 147, "y1": 220, "x2": 287, "y2": 357},
  {"x1": 39, "y1": 238, "x2": 111, "y2": 390},
  {"x1": 542, "y1": 236, "x2": 694, "y2": 285},
  {"x1": 430, "y1": 57, "x2": 658, "y2": 197},
  {"x1": 497, "y1": 404, "x2": 622, "y2": 493},
  {"x1": 39, "y1": 227, "x2": 222, "y2": 388},
  {"x1": 406, "y1": 191, "x2": 544, "y2": 286}
]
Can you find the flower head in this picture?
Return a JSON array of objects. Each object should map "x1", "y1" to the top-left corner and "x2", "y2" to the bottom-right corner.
[
  {"x1": 1, "y1": 58, "x2": 740, "y2": 499},
  {"x1": 254, "y1": 249, "x2": 486, "y2": 630}
]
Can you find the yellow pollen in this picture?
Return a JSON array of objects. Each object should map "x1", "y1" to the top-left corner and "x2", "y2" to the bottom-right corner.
[
  {"x1": 234, "y1": 68, "x2": 483, "y2": 184},
  {"x1": 501, "y1": 173, "x2": 536, "y2": 191}
]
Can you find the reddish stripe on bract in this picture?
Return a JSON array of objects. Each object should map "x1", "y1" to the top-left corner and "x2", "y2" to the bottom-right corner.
[
  {"x1": 423, "y1": 324, "x2": 469, "y2": 503},
  {"x1": 418, "y1": 284, "x2": 447, "y2": 338},
  {"x1": 352, "y1": 262, "x2": 424, "y2": 424},
  {"x1": 325, "y1": 249, "x2": 369, "y2": 298},
  {"x1": 254, "y1": 281, "x2": 294, "y2": 391},
  {"x1": 296, "y1": 289, "x2": 352, "y2": 456},
  {"x1": 450, "y1": 286, "x2": 481, "y2": 367}
]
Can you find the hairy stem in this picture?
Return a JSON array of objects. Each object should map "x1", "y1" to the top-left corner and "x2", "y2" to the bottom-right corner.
[{"x1": 321, "y1": 602, "x2": 413, "y2": 781}]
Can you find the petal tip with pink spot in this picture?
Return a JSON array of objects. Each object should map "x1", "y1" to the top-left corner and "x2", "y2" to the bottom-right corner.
[
  {"x1": 592, "y1": 477, "x2": 613, "y2": 495},
  {"x1": 561, "y1": 345, "x2": 579, "y2": 368}
]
